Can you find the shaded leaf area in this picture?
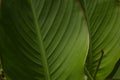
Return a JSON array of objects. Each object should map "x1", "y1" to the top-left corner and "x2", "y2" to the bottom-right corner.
[
  {"x1": 82, "y1": 0, "x2": 120, "y2": 80},
  {"x1": 0, "y1": 28, "x2": 6, "y2": 80},
  {"x1": 0, "y1": 70, "x2": 5, "y2": 80},
  {"x1": 0, "y1": 59, "x2": 6, "y2": 80},
  {"x1": 0, "y1": 0, "x2": 89, "y2": 80},
  {"x1": 113, "y1": 66, "x2": 120, "y2": 79}
]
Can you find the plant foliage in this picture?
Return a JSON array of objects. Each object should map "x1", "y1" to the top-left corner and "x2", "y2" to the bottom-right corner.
[{"x1": 0, "y1": 0, "x2": 120, "y2": 80}]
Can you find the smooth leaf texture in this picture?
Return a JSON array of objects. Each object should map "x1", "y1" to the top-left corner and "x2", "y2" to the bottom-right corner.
[
  {"x1": 0, "y1": 0, "x2": 89, "y2": 80},
  {"x1": 83, "y1": 0, "x2": 120, "y2": 80}
]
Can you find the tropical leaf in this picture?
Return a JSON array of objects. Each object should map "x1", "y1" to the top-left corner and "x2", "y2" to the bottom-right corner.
[
  {"x1": 82, "y1": 0, "x2": 120, "y2": 80},
  {"x1": 0, "y1": 0, "x2": 89, "y2": 80}
]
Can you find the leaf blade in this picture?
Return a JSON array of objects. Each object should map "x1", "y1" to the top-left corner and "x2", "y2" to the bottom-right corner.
[{"x1": 0, "y1": 0, "x2": 89, "y2": 80}]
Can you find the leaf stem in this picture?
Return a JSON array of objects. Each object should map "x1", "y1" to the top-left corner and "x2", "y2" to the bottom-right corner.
[
  {"x1": 85, "y1": 67, "x2": 94, "y2": 80},
  {"x1": 93, "y1": 49, "x2": 104, "y2": 79}
]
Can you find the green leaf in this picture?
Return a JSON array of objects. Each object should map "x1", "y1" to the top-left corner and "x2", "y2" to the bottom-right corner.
[
  {"x1": 0, "y1": 0, "x2": 89, "y2": 80},
  {"x1": 83, "y1": 0, "x2": 120, "y2": 80}
]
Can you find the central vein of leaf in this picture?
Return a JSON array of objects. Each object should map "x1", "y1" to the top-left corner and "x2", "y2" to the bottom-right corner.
[{"x1": 29, "y1": 1, "x2": 50, "y2": 80}]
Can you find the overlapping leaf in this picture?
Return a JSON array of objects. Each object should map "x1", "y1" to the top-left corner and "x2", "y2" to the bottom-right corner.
[{"x1": 83, "y1": 0, "x2": 120, "y2": 80}]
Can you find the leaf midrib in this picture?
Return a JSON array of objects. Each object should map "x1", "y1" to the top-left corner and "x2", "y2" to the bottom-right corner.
[{"x1": 29, "y1": 1, "x2": 50, "y2": 80}]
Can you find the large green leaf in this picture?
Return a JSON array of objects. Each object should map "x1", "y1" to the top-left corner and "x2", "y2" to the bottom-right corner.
[
  {"x1": 83, "y1": 0, "x2": 120, "y2": 80},
  {"x1": 0, "y1": 0, "x2": 89, "y2": 80}
]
